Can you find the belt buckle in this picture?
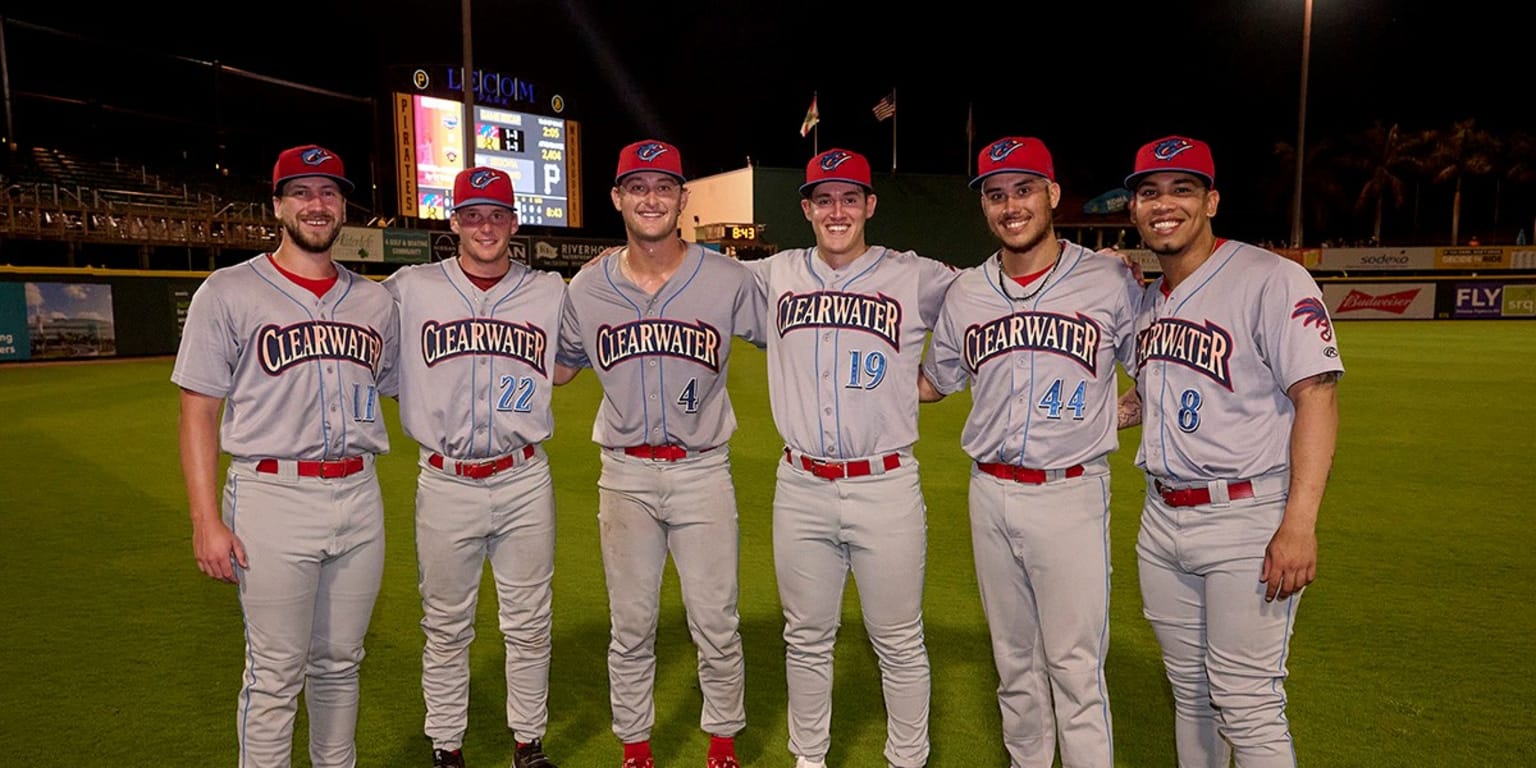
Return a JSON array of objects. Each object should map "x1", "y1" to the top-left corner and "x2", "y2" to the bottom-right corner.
[
  {"x1": 808, "y1": 458, "x2": 845, "y2": 480},
  {"x1": 318, "y1": 460, "x2": 349, "y2": 479},
  {"x1": 458, "y1": 460, "x2": 495, "y2": 479}
]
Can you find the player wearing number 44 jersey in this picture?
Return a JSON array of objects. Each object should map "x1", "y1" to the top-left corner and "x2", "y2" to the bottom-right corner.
[
  {"x1": 384, "y1": 167, "x2": 571, "y2": 768},
  {"x1": 557, "y1": 140, "x2": 764, "y2": 768},
  {"x1": 1122, "y1": 136, "x2": 1342, "y2": 768},
  {"x1": 173, "y1": 145, "x2": 399, "y2": 768},
  {"x1": 749, "y1": 148, "x2": 958, "y2": 768},
  {"x1": 920, "y1": 137, "x2": 1141, "y2": 768}
]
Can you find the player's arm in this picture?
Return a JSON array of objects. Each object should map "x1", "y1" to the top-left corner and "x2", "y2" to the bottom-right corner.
[
  {"x1": 1261, "y1": 370, "x2": 1340, "y2": 601},
  {"x1": 917, "y1": 369, "x2": 945, "y2": 403},
  {"x1": 553, "y1": 363, "x2": 581, "y2": 386},
  {"x1": 1116, "y1": 386, "x2": 1142, "y2": 429},
  {"x1": 179, "y1": 387, "x2": 244, "y2": 583}
]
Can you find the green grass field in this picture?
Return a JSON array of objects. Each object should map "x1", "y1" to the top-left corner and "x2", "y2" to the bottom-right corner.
[{"x1": 2, "y1": 320, "x2": 1533, "y2": 767}]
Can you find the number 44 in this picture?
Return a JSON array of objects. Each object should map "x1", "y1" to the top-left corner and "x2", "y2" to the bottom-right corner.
[{"x1": 1037, "y1": 379, "x2": 1087, "y2": 420}]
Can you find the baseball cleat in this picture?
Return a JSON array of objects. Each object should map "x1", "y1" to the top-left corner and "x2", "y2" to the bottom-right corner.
[
  {"x1": 514, "y1": 739, "x2": 557, "y2": 768},
  {"x1": 432, "y1": 748, "x2": 466, "y2": 768}
]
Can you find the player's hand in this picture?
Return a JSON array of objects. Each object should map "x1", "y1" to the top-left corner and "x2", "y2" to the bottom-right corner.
[
  {"x1": 193, "y1": 518, "x2": 247, "y2": 584},
  {"x1": 1260, "y1": 521, "x2": 1317, "y2": 602},
  {"x1": 1117, "y1": 394, "x2": 1142, "y2": 429},
  {"x1": 1099, "y1": 245, "x2": 1145, "y2": 283}
]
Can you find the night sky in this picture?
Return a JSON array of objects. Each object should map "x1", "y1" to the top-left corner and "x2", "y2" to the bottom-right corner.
[{"x1": 5, "y1": 1, "x2": 1530, "y2": 244}]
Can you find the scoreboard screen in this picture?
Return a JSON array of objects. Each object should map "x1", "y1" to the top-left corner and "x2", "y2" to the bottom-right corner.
[{"x1": 394, "y1": 93, "x2": 582, "y2": 228}]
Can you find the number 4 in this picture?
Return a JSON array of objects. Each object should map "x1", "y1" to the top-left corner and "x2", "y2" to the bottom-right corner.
[{"x1": 677, "y1": 378, "x2": 699, "y2": 413}]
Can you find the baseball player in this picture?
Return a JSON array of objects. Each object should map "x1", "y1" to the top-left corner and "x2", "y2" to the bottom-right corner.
[
  {"x1": 1122, "y1": 136, "x2": 1342, "y2": 767},
  {"x1": 749, "y1": 148, "x2": 958, "y2": 768},
  {"x1": 172, "y1": 145, "x2": 399, "y2": 768},
  {"x1": 918, "y1": 137, "x2": 1141, "y2": 767},
  {"x1": 383, "y1": 166, "x2": 570, "y2": 768},
  {"x1": 555, "y1": 140, "x2": 764, "y2": 768}
]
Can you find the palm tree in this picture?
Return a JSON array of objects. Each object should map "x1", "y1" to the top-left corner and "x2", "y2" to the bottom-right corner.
[
  {"x1": 1340, "y1": 122, "x2": 1420, "y2": 244},
  {"x1": 1491, "y1": 131, "x2": 1536, "y2": 235},
  {"x1": 1272, "y1": 137, "x2": 1345, "y2": 244},
  {"x1": 1421, "y1": 118, "x2": 1496, "y2": 245}
]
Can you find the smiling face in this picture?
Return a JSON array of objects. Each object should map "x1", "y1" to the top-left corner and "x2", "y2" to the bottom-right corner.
[
  {"x1": 613, "y1": 171, "x2": 687, "y2": 245},
  {"x1": 801, "y1": 181, "x2": 876, "y2": 263},
  {"x1": 273, "y1": 177, "x2": 346, "y2": 254},
  {"x1": 450, "y1": 203, "x2": 518, "y2": 272},
  {"x1": 979, "y1": 171, "x2": 1059, "y2": 259},
  {"x1": 1128, "y1": 171, "x2": 1220, "y2": 257}
]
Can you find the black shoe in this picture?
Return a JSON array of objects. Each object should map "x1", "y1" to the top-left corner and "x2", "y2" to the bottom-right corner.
[
  {"x1": 432, "y1": 748, "x2": 466, "y2": 768},
  {"x1": 514, "y1": 739, "x2": 557, "y2": 768}
]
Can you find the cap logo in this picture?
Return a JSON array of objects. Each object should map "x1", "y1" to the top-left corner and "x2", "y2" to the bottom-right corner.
[
  {"x1": 300, "y1": 148, "x2": 334, "y2": 167},
  {"x1": 635, "y1": 142, "x2": 669, "y2": 163},
  {"x1": 818, "y1": 150, "x2": 853, "y2": 172},
  {"x1": 1152, "y1": 138, "x2": 1195, "y2": 162},
  {"x1": 987, "y1": 139, "x2": 1024, "y2": 162},
  {"x1": 469, "y1": 169, "x2": 499, "y2": 189}
]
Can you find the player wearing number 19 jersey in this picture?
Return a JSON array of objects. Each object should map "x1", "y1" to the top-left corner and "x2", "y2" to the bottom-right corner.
[
  {"x1": 1125, "y1": 136, "x2": 1342, "y2": 768},
  {"x1": 556, "y1": 140, "x2": 764, "y2": 768},
  {"x1": 920, "y1": 137, "x2": 1140, "y2": 768}
]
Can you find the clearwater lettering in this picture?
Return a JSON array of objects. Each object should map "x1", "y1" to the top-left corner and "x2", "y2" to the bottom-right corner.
[
  {"x1": 595, "y1": 319, "x2": 721, "y2": 371},
  {"x1": 776, "y1": 290, "x2": 902, "y2": 350},
  {"x1": 964, "y1": 312, "x2": 1100, "y2": 374},
  {"x1": 1135, "y1": 318, "x2": 1233, "y2": 389},
  {"x1": 421, "y1": 318, "x2": 548, "y2": 374},
  {"x1": 258, "y1": 321, "x2": 383, "y2": 375}
]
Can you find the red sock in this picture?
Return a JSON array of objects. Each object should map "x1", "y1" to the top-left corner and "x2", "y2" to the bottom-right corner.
[
  {"x1": 624, "y1": 741, "x2": 652, "y2": 761},
  {"x1": 709, "y1": 736, "x2": 735, "y2": 757},
  {"x1": 516, "y1": 741, "x2": 528, "y2": 749}
]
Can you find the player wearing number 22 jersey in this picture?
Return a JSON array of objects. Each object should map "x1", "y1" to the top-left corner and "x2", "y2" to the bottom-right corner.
[
  {"x1": 750, "y1": 148, "x2": 957, "y2": 768},
  {"x1": 1125, "y1": 136, "x2": 1342, "y2": 768},
  {"x1": 921, "y1": 137, "x2": 1140, "y2": 768}
]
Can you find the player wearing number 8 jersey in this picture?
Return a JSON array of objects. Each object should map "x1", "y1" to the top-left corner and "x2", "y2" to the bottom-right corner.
[
  {"x1": 384, "y1": 167, "x2": 572, "y2": 768},
  {"x1": 1123, "y1": 136, "x2": 1342, "y2": 767},
  {"x1": 749, "y1": 148, "x2": 958, "y2": 768},
  {"x1": 556, "y1": 140, "x2": 765, "y2": 768},
  {"x1": 919, "y1": 137, "x2": 1140, "y2": 767},
  {"x1": 173, "y1": 145, "x2": 399, "y2": 768}
]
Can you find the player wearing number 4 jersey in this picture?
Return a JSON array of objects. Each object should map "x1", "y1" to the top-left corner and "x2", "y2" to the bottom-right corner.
[
  {"x1": 173, "y1": 145, "x2": 399, "y2": 768},
  {"x1": 557, "y1": 140, "x2": 764, "y2": 768},
  {"x1": 1122, "y1": 136, "x2": 1342, "y2": 767},
  {"x1": 749, "y1": 148, "x2": 958, "y2": 768},
  {"x1": 920, "y1": 137, "x2": 1140, "y2": 768},
  {"x1": 384, "y1": 167, "x2": 571, "y2": 768}
]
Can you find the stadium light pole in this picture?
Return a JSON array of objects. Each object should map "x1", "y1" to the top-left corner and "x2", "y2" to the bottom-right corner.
[
  {"x1": 1289, "y1": 0, "x2": 1313, "y2": 248},
  {"x1": 462, "y1": 0, "x2": 475, "y2": 169}
]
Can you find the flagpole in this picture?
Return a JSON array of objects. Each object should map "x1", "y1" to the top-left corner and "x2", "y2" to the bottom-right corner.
[
  {"x1": 813, "y1": 90, "x2": 818, "y2": 155},
  {"x1": 890, "y1": 88, "x2": 898, "y2": 173},
  {"x1": 966, "y1": 101, "x2": 975, "y2": 176}
]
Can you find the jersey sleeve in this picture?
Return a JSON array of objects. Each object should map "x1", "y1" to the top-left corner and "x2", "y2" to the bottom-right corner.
[
  {"x1": 920, "y1": 283, "x2": 969, "y2": 396},
  {"x1": 375, "y1": 298, "x2": 401, "y2": 398},
  {"x1": 1112, "y1": 267, "x2": 1144, "y2": 372},
  {"x1": 916, "y1": 253, "x2": 961, "y2": 329},
  {"x1": 1259, "y1": 261, "x2": 1345, "y2": 391},
  {"x1": 554, "y1": 283, "x2": 589, "y2": 370},
  {"x1": 731, "y1": 264, "x2": 769, "y2": 348},
  {"x1": 169, "y1": 275, "x2": 236, "y2": 398}
]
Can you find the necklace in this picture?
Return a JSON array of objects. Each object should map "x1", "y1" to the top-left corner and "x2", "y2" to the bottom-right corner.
[{"x1": 998, "y1": 254, "x2": 1060, "y2": 303}]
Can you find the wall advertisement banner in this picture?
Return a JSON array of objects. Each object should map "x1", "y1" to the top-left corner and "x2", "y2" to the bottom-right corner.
[
  {"x1": 1322, "y1": 282, "x2": 1434, "y2": 320},
  {"x1": 382, "y1": 230, "x2": 432, "y2": 263},
  {"x1": 1435, "y1": 247, "x2": 1510, "y2": 269},
  {"x1": 0, "y1": 282, "x2": 31, "y2": 361},
  {"x1": 1451, "y1": 282, "x2": 1536, "y2": 318},
  {"x1": 334, "y1": 226, "x2": 385, "y2": 263},
  {"x1": 1315, "y1": 247, "x2": 1436, "y2": 271}
]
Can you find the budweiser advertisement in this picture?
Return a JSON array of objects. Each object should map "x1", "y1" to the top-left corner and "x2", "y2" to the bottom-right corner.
[{"x1": 1321, "y1": 283, "x2": 1435, "y2": 320}]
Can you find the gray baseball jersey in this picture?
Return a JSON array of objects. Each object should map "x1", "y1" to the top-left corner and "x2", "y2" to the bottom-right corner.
[
  {"x1": 755, "y1": 246, "x2": 956, "y2": 458},
  {"x1": 172, "y1": 253, "x2": 397, "y2": 458},
  {"x1": 385, "y1": 257, "x2": 566, "y2": 457},
  {"x1": 1134, "y1": 239, "x2": 1344, "y2": 480},
  {"x1": 923, "y1": 242, "x2": 1140, "y2": 466},
  {"x1": 557, "y1": 244, "x2": 766, "y2": 449},
  {"x1": 384, "y1": 256, "x2": 567, "y2": 753}
]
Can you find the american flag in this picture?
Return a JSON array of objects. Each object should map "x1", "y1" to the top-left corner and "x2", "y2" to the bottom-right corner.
[{"x1": 872, "y1": 93, "x2": 896, "y2": 122}]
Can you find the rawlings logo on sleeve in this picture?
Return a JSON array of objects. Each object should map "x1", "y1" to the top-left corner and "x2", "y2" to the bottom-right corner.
[
  {"x1": 964, "y1": 312, "x2": 1101, "y2": 374},
  {"x1": 421, "y1": 319, "x2": 547, "y2": 374},
  {"x1": 595, "y1": 319, "x2": 721, "y2": 371},
  {"x1": 776, "y1": 290, "x2": 902, "y2": 350},
  {"x1": 258, "y1": 321, "x2": 383, "y2": 375},
  {"x1": 1135, "y1": 318, "x2": 1233, "y2": 389}
]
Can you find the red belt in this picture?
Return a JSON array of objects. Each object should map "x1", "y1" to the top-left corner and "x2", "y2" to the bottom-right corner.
[
  {"x1": 255, "y1": 456, "x2": 366, "y2": 479},
  {"x1": 429, "y1": 445, "x2": 537, "y2": 479},
  {"x1": 622, "y1": 444, "x2": 704, "y2": 462},
  {"x1": 1155, "y1": 480, "x2": 1255, "y2": 507},
  {"x1": 785, "y1": 448, "x2": 903, "y2": 481},
  {"x1": 976, "y1": 462, "x2": 1084, "y2": 484}
]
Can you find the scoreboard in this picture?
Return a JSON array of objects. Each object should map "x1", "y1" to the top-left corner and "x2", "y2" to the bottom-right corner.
[{"x1": 394, "y1": 93, "x2": 583, "y2": 228}]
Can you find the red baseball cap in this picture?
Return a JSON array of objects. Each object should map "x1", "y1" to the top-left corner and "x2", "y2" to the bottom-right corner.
[
  {"x1": 970, "y1": 136, "x2": 1056, "y2": 189},
  {"x1": 272, "y1": 144, "x2": 354, "y2": 195},
  {"x1": 451, "y1": 166, "x2": 517, "y2": 212},
  {"x1": 615, "y1": 140, "x2": 686, "y2": 184},
  {"x1": 800, "y1": 148, "x2": 873, "y2": 196},
  {"x1": 1124, "y1": 135, "x2": 1216, "y2": 189}
]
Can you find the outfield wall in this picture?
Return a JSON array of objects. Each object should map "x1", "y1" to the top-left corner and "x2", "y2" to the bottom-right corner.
[{"x1": 1, "y1": 267, "x2": 1531, "y2": 363}]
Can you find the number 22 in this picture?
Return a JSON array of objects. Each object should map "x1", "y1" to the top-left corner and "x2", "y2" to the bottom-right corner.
[{"x1": 498, "y1": 376, "x2": 536, "y2": 412}]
